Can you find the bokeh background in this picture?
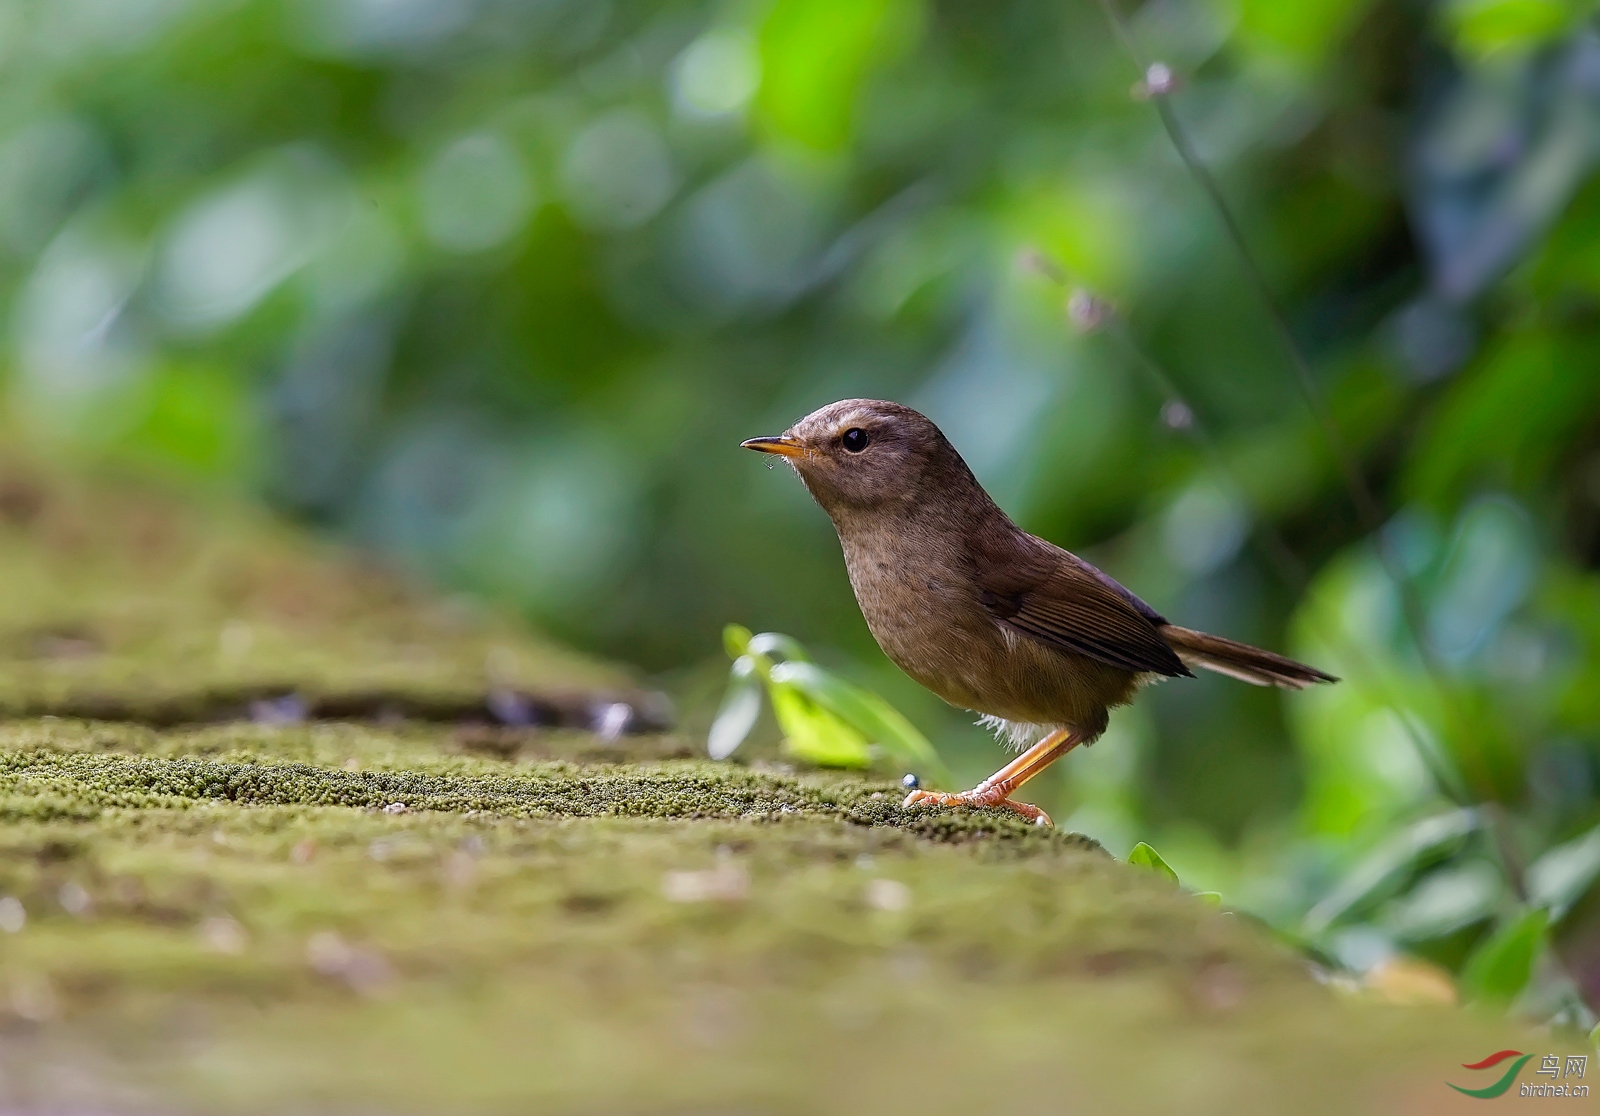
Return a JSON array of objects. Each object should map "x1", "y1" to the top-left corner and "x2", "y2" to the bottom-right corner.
[{"x1": 3, "y1": 0, "x2": 1599, "y2": 1011}]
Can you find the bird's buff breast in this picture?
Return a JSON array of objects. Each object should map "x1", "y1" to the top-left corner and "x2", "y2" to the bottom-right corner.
[{"x1": 838, "y1": 534, "x2": 1049, "y2": 722}]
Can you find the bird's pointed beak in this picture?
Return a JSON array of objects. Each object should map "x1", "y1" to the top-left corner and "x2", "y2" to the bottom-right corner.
[{"x1": 740, "y1": 435, "x2": 804, "y2": 458}]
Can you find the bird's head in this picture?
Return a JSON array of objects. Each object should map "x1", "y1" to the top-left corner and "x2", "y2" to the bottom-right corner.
[{"x1": 742, "y1": 398, "x2": 973, "y2": 516}]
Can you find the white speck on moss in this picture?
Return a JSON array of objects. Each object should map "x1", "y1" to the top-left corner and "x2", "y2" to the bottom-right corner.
[
  {"x1": 58, "y1": 881, "x2": 92, "y2": 917},
  {"x1": 865, "y1": 878, "x2": 911, "y2": 912},
  {"x1": 201, "y1": 916, "x2": 248, "y2": 954},
  {"x1": 306, "y1": 932, "x2": 394, "y2": 995},
  {"x1": 663, "y1": 861, "x2": 749, "y2": 903}
]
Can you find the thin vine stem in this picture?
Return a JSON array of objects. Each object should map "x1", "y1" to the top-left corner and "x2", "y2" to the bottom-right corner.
[{"x1": 1084, "y1": 0, "x2": 1527, "y2": 897}]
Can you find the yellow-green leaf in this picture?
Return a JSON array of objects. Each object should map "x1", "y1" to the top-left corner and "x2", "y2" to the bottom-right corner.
[
  {"x1": 1128, "y1": 842, "x2": 1179, "y2": 883},
  {"x1": 722, "y1": 624, "x2": 753, "y2": 660},
  {"x1": 768, "y1": 659, "x2": 949, "y2": 782},
  {"x1": 1460, "y1": 907, "x2": 1548, "y2": 1006},
  {"x1": 769, "y1": 681, "x2": 871, "y2": 768}
]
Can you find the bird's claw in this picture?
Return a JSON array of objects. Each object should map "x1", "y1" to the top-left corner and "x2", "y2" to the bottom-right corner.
[{"x1": 902, "y1": 787, "x2": 1052, "y2": 827}]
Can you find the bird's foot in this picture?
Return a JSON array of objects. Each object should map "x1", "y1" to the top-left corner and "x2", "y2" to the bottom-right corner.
[{"x1": 902, "y1": 787, "x2": 1052, "y2": 827}]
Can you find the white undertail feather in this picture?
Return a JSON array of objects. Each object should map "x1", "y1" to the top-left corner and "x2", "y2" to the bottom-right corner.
[{"x1": 976, "y1": 714, "x2": 1053, "y2": 752}]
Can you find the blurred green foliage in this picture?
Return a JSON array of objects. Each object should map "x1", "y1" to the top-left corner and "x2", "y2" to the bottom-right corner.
[{"x1": 3, "y1": 0, "x2": 1600, "y2": 1020}]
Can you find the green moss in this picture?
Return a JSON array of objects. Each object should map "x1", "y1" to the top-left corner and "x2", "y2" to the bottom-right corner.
[
  {"x1": 0, "y1": 720, "x2": 1545, "y2": 1114},
  {"x1": 0, "y1": 720, "x2": 1088, "y2": 841}
]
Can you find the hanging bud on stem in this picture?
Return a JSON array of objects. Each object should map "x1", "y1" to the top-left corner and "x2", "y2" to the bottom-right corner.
[
  {"x1": 1066, "y1": 288, "x2": 1114, "y2": 333},
  {"x1": 1132, "y1": 62, "x2": 1179, "y2": 100}
]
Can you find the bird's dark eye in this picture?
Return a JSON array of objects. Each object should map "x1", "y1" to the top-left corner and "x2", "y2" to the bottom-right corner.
[{"x1": 841, "y1": 428, "x2": 870, "y2": 453}]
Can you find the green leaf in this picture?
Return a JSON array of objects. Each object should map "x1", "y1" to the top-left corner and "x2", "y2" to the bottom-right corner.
[
  {"x1": 759, "y1": 0, "x2": 919, "y2": 151},
  {"x1": 1382, "y1": 860, "x2": 1503, "y2": 942},
  {"x1": 767, "y1": 660, "x2": 950, "y2": 782},
  {"x1": 1127, "y1": 842, "x2": 1179, "y2": 883},
  {"x1": 707, "y1": 657, "x2": 762, "y2": 760},
  {"x1": 768, "y1": 681, "x2": 872, "y2": 768},
  {"x1": 1235, "y1": 0, "x2": 1378, "y2": 68},
  {"x1": 1195, "y1": 891, "x2": 1223, "y2": 906},
  {"x1": 1527, "y1": 823, "x2": 1600, "y2": 922},
  {"x1": 747, "y1": 631, "x2": 810, "y2": 663},
  {"x1": 1446, "y1": 0, "x2": 1571, "y2": 60},
  {"x1": 722, "y1": 624, "x2": 753, "y2": 661},
  {"x1": 1302, "y1": 808, "x2": 1483, "y2": 935},
  {"x1": 1460, "y1": 907, "x2": 1548, "y2": 1006}
]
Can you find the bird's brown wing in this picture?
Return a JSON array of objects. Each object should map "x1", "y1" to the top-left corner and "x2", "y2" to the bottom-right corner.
[{"x1": 975, "y1": 540, "x2": 1192, "y2": 678}]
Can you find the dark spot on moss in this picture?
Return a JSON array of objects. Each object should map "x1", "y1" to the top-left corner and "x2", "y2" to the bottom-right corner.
[{"x1": 562, "y1": 892, "x2": 617, "y2": 915}]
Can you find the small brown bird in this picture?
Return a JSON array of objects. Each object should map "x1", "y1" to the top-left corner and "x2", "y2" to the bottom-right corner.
[{"x1": 743, "y1": 399, "x2": 1335, "y2": 826}]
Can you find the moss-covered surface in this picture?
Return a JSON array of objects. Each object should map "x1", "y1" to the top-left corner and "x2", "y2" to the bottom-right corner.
[
  {"x1": 0, "y1": 457, "x2": 661, "y2": 727},
  {"x1": 0, "y1": 461, "x2": 1562, "y2": 1114},
  {"x1": 0, "y1": 720, "x2": 1074, "y2": 841},
  {"x1": 0, "y1": 719, "x2": 1553, "y2": 1115}
]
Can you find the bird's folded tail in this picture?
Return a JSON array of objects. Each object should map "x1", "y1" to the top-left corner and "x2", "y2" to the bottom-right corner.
[{"x1": 1159, "y1": 625, "x2": 1337, "y2": 690}]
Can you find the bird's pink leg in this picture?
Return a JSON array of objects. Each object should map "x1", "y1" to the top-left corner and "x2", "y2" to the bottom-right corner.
[{"x1": 903, "y1": 727, "x2": 1084, "y2": 826}]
